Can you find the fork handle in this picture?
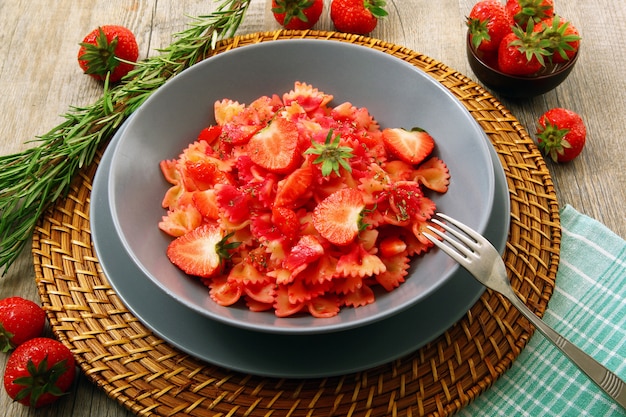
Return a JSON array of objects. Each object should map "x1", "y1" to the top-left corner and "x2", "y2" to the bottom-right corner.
[{"x1": 507, "y1": 295, "x2": 626, "y2": 409}]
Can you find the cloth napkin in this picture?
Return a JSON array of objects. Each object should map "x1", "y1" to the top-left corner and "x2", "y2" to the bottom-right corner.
[{"x1": 457, "y1": 204, "x2": 626, "y2": 417}]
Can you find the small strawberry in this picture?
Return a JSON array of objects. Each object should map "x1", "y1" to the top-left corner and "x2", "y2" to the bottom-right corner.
[
  {"x1": 166, "y1": 224, "x2": 240, "y2": 277},
  {"x1": 467, "y1": 0, "x2": 513, "y2": 53},
  {"x1": 505, "y1": 0, "x2": 554, "y2": 28},
  {"x1": 3, "y1": 337, "x2": 76, "y2": 408},
  {"x1": 246, "y1": 117, "x2": 300, "y2": 173},
  {"x1": 272, "y1": 0, "x2": 323, "y2": 30},
  {"x1": 0, "y1": 297, "x2": 46, "y2": 352},
  {"x1": 536, "y1": 108, "x2": 586, "y2": 162},
  {"x1": 312, "y1": 188, "x2": 365, "y2": 246},
  {"x1": 330, "y1": 0, "x2": 388, "y2": 35},
  {"x1": 535, "y1": 16, "x2": 581, "y2": 63},
  {"x1": 497, "y1": 23, "x2": 550, "y2": 76},
  {"x1": 381, "y1": 127, "x2": 435, "y2": 165},
  {"x1": 77, "y1": 25, "x2": 139, "y2": 82}
]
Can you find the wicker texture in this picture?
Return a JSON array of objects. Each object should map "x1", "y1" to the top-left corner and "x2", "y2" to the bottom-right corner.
[{"x1": 32, "y1": 31, "x2": 560, "y2": 417}]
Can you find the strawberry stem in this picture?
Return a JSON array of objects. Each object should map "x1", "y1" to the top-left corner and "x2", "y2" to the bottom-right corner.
[{"x1": 304, "y1": 129, "x2": 354, "y2": 177}]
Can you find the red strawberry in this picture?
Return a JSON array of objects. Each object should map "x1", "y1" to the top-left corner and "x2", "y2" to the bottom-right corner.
[
  {"x1": 271, "y1": 206, "x2": 301, "y2": 242},
  {"x1": 382, "y1": 127, "x2": 435, "y2": 165},
  {"x1": 167, "y1": 224, "x2": 229, "y2": 277},
  {"x1": 272, "y1": 0, "x2": 323, "y2": 30},
  {"x1": 274, "y1": 164, "x2": 314, "y2": 208},
  {"x1": 330, "y1": 0, "x2": 388, "y2": 35},
  {"x1": 467, "y1": 0, "x2": 513, "y2": 53},
  {"x1": 312, "y1": 188, "x2": 365, "y2": 246},
  {"x1": 77, "y1": 25, "x2": 138, "y2": 82},
  {"x1": 497, "y1": 25, "x2": 548, "y2": 76},
  {"x1": 0, "y1": 297, "x2": 46, "y2": 352},
  {"x1": 505, "y1": 0, "x2": 554, "y2": 28},
  {"x1": 536, "y1": 108, "x2": 586, "y2": 162},
  {"x1": 3, "y1": 337, "x2": 76, "y2": 408},
  {"x1": 246, "y1": 117, "x2": 300, "y2": 173},
  {"x1": 535, "y1": 16, "x2": 581, "y2": 63}
]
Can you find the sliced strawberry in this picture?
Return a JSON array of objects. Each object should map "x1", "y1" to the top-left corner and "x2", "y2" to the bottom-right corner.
[
  {"x1": 166, "y1": 223, "x2": 224, "y2": 277},
  {"x1": 192, "y1": 189, "x2": 220, "y2": 219},
  {"x1": 382, "y1": 127, "x2": 435, "y2": 165},
  {"x1": 221, "y1": 123, "x2": 263, "y2": 145},
  {"x1": 274, "y1": 163, "x2": 314, "y2": 208},
  {"x1": 197, "y1": 125, "x2": 222, "y2": 145},
  {"x1": 271, "y1": 206, "x2": 301, "y2": 242},
  {"x1": 246, "y1": 117, "x2": 300, "y2": 173},
  {"x1": 312, "y1": 188, "x2": 365, "y2": 246},
  {"x1": 282, "y1": 235, "x2": 325, "y2": 275},
  {"x1": 185, "y1": 159, "x2": 234, "y2": 189}
]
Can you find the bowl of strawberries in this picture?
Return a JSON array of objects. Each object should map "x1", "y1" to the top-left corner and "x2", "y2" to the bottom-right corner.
[
  {"x1": 102, "y1": 39, "x2": 498, "y2": 336},
  {"x1": 466, "y1": 0, "x2": 580, "y2": 98}
]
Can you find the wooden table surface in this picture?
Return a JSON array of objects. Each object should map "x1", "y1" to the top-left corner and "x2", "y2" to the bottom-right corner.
[{"x1": 0, "y1": 0, "x2": 624, "y2": 415}]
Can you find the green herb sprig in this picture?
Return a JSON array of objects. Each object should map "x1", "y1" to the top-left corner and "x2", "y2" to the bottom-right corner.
[{"x1": 0, "y1": 0, "x2": 251, "y2": 274}]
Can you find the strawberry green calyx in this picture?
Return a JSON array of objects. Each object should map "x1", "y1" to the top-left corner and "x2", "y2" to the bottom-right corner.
[
  {"x1": 272, "y1": 0, "x2": 314, "y2": 26},
  {"x1": 216, "y1": 232, "x2": 241, "y2": 269},
  {"x1": 467, "y1": 18, "x2": 492, "y2": 51},
  {"x1": 539, "y1": 16, "x2": 581, "y2": 61},
  {"x1": 509, "y1": 22, "x2": 551, "y2": 67},
  {"x1": 365, "y1": 0, "x2": 388, "y2": 19},
  {"x1": 537, "y1": 121, "x2": 572, "y2": 162},
  {"x1": 304, "y1": 129, "x2": 354, "y2": 177},
  {"x1": 79, "y1": 28, "x2": 122, "y2": 77},
  {"x1": 13, "y1": 357, "x2": 70, "y2": 407},
  {"x1": 514, "y1": 0, "x2": 553, "y2": 27}
]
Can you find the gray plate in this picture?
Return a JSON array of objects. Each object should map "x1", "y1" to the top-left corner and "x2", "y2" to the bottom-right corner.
[
  {"x1": 107, "y1": 40, "x2": 496, "y2": 334},
  {"x1": 91, "y1": 117, "x2": 510, "y2": 378}
]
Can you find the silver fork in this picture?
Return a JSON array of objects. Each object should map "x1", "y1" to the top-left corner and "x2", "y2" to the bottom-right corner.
[{"x1": 423, "y1": 213, "x2": 626, "y2": 409}]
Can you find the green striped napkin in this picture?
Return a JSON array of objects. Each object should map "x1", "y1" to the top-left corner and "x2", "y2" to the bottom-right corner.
[{"x1": 457, "y1": 204, "x2": 626, "y2": 417}]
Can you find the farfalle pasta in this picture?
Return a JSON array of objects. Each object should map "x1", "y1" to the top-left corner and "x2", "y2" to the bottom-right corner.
[{"x1": 158, "y1": 82, "x2": 450, "y2": 318}]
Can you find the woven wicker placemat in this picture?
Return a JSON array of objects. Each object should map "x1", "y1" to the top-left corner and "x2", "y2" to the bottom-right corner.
[{"x1": 32, "y1": 30, "x2": 560, "y2": 417}]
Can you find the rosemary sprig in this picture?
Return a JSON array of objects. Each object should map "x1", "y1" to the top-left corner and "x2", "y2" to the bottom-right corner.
[{"x1": 0, "y1": 0, "x2": 251, "y2": 274}]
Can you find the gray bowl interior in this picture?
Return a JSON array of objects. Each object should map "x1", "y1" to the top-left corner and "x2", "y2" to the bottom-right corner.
[{"x1": 108, "y1": 39, "x2": 495, "y2": 334}]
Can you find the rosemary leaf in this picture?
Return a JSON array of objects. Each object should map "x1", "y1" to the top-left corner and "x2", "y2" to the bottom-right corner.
[{"x1": 0, "y1": 0, "x2": 251, "y2": 274}]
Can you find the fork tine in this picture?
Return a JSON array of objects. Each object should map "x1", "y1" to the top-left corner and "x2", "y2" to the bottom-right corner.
[
  {"x1": 429, "y1": 217, "x2": 479, "y2": 251},
  {"x1": 435, "y1": 213, "x2": 485, "y2": 244},
  {"x1": 423, "y1": 229, "x2": 469, "y2": 265},
  {"x1": 424, "y1": 225, "x2": 471, "y2": 258}
]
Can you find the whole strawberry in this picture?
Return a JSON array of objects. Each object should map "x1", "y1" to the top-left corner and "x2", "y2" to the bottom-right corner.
[
  {"x1": 0, "y1": 297, "x2": 46, "y2": 352},
  {"x1": 330, "y1": 0, "x2": 388, "y2": 35},
  {"x1": 467, "y1": 0, "x2": 513, "y2": 53},
  {"x1": 537, "y1": 108, "x2": 586, "y2": 162},
  {"x1": 3, "y1": 337, "x2": 76, "y2": 408},
  {"x1": 272, "y1": 0, "x2": 323, "y2": 30},
  {"x1": 498, "y1": 23, "x2": 549, "y2": 76},
  {"x1": 78, "y1": 25, "x2": 139, "y2": 82},
  {"x1": 535, "y1": 16, "x2": 581, "y2": 63}
]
